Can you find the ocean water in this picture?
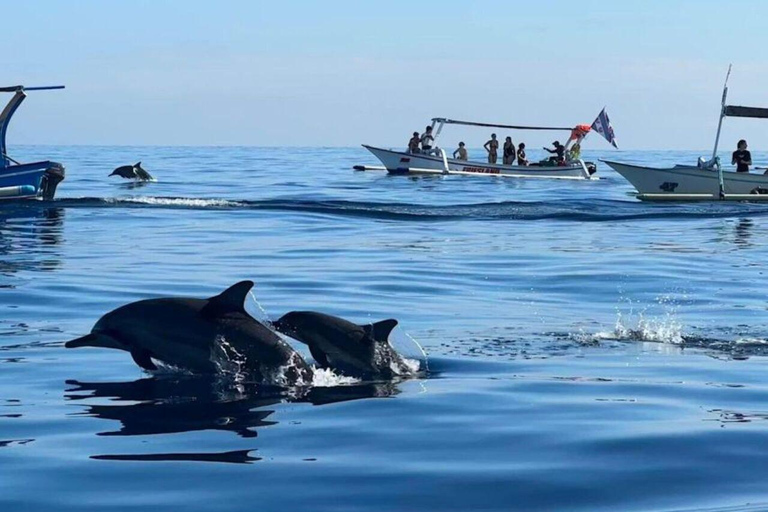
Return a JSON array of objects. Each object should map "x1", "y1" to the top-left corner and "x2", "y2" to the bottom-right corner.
[{"x1": 2, "y1": 145, "x2": 768, "y2": 511}]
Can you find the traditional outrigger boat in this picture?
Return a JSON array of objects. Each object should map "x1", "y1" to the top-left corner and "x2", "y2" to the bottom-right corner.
[
  {"x1": 0, "y1": 85, "x2": 66, "y2": 200},
  {"x1": 604, "y1": 67, "x2": 768, "y2": 201},
  {"x1": 359, "y1": 116, "x2": 611, "y2": 180}
]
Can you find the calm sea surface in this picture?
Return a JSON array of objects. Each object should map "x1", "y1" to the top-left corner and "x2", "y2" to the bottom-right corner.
[{"x1": 2, "y1": 145, "x2": 768, "y2": 511}]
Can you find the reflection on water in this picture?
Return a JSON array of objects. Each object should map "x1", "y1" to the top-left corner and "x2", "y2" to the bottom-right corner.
[
  {"x1": 91, "y1": 450, "x2": 261, "y2": 464},
  {"x1": 65, "y1": 375, "x2": 400, "y2": 463},
  {"x1": 0, "y1": 206, "x2": 64, "y2": 279},
  {"x1": 734, "y1": 218, "x2": 754, "y2": 247}
]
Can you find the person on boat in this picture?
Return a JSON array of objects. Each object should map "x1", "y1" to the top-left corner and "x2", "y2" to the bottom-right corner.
[
  {"x1": 543, "y1": 140, "x2": 565, "y2": 164},
  {"x1": 567, "y1": 142, "x2": 581, "y2": 161},
  {"x1": 484, "y1": 134, "x2": 499, "y2": 164},
  {"x1": 732, "y1": 139, "x2": 752, "y2": 173},
  {"x1": 517, "y1": 143, "x2": 528, "y2": 166},
  {"x1": 503, "y1": 137, "x2": 516, "y2": 165},
  {"x1": 408, "y1": 132, "x2": 421, "y2": 153},
  {"x1": 453, "y1": 142, "x2": 468, "y2": 161},
  {"x1": 420, "y1": 126, "x2": 435, "y2": 155}
]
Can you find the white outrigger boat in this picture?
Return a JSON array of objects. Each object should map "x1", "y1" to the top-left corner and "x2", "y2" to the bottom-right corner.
[
  {"x1": 359, "y1": 117, "x2": 604, "y2": 180},
  {"x1": 604, "y1": 67, "x2": 768, "y2": 201}
]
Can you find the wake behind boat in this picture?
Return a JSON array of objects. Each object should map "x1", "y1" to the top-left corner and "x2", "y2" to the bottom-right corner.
[
  {"x1": 603, "y1": 67, "x2": 768, "y2": 201},
  {"x1": 0, "y1": 85, "x2": 66, "y2": 200},
  {"x1": 359, "y1": 114, "x2": 618, "y2": 181}
]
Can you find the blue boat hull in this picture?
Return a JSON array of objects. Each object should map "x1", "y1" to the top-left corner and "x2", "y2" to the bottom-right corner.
[{"x1": 0, "y1": 161, "x2": 65, "y2": 200}]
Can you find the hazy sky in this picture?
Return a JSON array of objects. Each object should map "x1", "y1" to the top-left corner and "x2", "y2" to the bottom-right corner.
[{"x1": 4, "y1": 0, "x2": 768, "y2": 149}]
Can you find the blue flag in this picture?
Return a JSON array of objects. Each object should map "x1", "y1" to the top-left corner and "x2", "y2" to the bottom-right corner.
[{"x1": 591, "y1": 108, "x2": 618, "y2": 148}]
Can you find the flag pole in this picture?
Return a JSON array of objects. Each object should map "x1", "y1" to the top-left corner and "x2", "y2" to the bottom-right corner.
[{"x1": 713, "y1": 65, "x2": 732, "y2": 199}]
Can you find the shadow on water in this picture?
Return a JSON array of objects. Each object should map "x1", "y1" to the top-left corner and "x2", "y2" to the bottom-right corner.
[
  {"x1": 0, "y1": 205, "x2": 64, "y2": 279},
  {"x1": 65, "y1": 374, "x2": 401, "y2": 464}
]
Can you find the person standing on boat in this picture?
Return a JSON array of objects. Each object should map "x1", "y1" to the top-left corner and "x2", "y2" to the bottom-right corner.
[
  {"x1": 408, "y1": 132, "x2": 421, "y2": 153},
  {"x1": 503, "y1": 137, "x2": 516, "y2": 165},
  {"x1": 484, "y1": 134, "x2": 499, "y2": 164},
  {"x1": 420, "y1": 126, "x2": 435, "y2": 155},
  {"x1": 732, "y1": 139, "x2": 752, "y2": 173},
  {"x1": 453, "y1": 142, "x2": 468, "y2": 161},
  {"x1": 543, "y1": 140, "x2": 565, "y2": 164},
  {"x1": 517, "y1": 143, "x2": 528, "y2": 166}
]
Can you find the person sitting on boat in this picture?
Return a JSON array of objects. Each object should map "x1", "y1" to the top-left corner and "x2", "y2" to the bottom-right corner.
[
  {"x1": 503, "y1": 137, "x2": 516, "y2": 165},
  {"x1": 420, "y1": 126, "x2": 435, "y2": 155},
  {"x1": 543, "y1": 140, "x2": 565, "y2": 164},
  {"x1": 484, "y1": 134, "x2": 499, "y2": 164},
  {"x1": 732, "y1": 139, "x2": 752, "y2": 173},
  {"x1": 517, "y1": 143, "x2": 528, "y2": 166},
  {"x1": 453, "y1": 142, "x2": 468, "y2": 161},
  {"x1": 408, "y1": 132, "x2": 421, "y2": 153},
  {"x1": 567, "y1": 142, "x2": 581, "y2": 162}
]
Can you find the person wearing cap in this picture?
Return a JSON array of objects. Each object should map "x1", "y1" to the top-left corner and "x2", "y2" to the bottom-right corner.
[
  {"x1": 544, "y1": 140, "x2": 566, "y2": 164},
  {"x1": 484, "y1": 133, "x2": 499, "y2": 164},
  {"x1": 453, "y1": 141, "x2": 468, "y2": 161}
]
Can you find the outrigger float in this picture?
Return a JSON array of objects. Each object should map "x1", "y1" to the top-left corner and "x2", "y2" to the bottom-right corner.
[
  {"x1": 358, "y1": 116, "x2": 608, "y2": 180},
  {"x1": 604, "y1": 67, "x2": 768, "y2": 201},
  {"x1": 0, "y1": 85, "x2": 66, "y2": 200}
]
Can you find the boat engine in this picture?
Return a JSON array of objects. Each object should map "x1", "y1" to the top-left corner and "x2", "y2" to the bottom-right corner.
[
  {"x1": 40, "y1": 163, "x2": 65, "y2": 200},
  {"x1": 585, "y1": 161, "x2": 597, "y2": 175}
]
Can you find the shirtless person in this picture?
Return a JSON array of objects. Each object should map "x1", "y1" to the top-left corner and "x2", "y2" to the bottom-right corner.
[
  {"x1": 453, "y1": 141, "x2": 468, "y2": 161},
  {"x1": 484, "y1": 134, "x2": 499, "y2": 164}
]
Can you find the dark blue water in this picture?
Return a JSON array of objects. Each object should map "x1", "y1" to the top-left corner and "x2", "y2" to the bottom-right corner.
[{"x1": 2, "y1": 146, "x2": 768, "y2": 511}]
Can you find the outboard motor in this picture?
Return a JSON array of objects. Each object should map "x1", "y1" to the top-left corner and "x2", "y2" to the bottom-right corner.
[
  {"x1": 585, "y1": 161, "x2": 598, "y2": 175},
  {"x1": 40, "y1": 163, "x2": 65, "y2": 200}
]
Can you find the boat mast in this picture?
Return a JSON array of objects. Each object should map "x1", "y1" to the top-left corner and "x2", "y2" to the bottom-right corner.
[{"x1": 712, "y1": 65, "x2": 731, "y2": 199}]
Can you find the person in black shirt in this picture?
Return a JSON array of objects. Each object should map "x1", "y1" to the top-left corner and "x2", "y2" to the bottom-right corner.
[
  {"x1": 732, "y1": 139, "x2": 752, "y2": 173},
  {"x1": 543, "y1": 140, "x2": 565, "y2": 164}
]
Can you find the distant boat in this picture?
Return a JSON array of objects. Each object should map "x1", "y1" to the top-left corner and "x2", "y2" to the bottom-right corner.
[
  {"x1": 0, "y1": 85, "x2": 66, "y2": 200},
  {"x1": 603, "y1": 66, "x2": 768, "y2": 201},
  {"x1": 359, "y1": 116, "x2": 610, "y2": 180}
]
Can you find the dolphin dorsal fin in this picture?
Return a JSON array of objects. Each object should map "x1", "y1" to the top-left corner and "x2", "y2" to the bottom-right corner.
[
  {"x1": 135, "y1": 161, "x2": 141, "y2": 167},
  {"x1": 363, "y1": 319, "x2": 398, "y2": 342},
  {"x1": 203, "y1": 280, "x2": 254, "y2": 318}
]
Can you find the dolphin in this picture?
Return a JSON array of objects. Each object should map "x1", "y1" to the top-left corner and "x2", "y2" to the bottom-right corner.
[
  {"x1": 65, "y1": 281, "x2": 312, "y2": 385},
  {"x1": 109, "y1": 161, "x2": 154, "y2": 181},
  {"x1": 272, "y1": 311, "x2": 413, "y2": 379}
]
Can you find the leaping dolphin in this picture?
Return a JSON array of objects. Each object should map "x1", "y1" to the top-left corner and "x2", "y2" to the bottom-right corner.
[
  {"x1": 272, "y1": 311, "x2": 413, "y2": 379},
  {"x1": 109, "y1": 162, "x2": 154, "y2": 181},
  {"x1": 65, "y1": 281, "x2": 312, "y2": 385}
]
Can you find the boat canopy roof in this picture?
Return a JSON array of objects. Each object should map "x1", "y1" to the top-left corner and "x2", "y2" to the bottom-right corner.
[
  {"x1": 0, "y1": 85, "x2": 65, "y2": 93},
  {"x1": 431, "y1": 117, "x2": 572, "y2": 131},
  {"x1": 723, "y1": 105, "x2": 768, "y2": 119}
]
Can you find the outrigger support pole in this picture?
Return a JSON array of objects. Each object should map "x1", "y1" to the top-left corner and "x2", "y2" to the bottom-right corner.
[{"x1": 713, "y1": 65, "x2": 732, "y2": 199}]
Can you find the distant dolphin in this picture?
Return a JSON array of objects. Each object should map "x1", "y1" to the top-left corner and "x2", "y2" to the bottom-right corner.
[
  {"x1": 109, "y1": 161, "x2": 154, "y2": 181},
  {"x1": 65, "y1": 281, "x2": 312, "y2": 385},
  {"x1": 273, "y1": 311, "x2": 413, "y2": 379}
]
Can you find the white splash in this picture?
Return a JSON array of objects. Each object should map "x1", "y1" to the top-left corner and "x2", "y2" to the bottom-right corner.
[
  {"x1": 109, "y1": 196, "x2": 239, "y2": 208},
  {"x1": 578, "y1": 300, "x2": 685, "y2": 345},
  {"x1": 311, "y1": 367, "x2": 360, "y2": 387}
]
